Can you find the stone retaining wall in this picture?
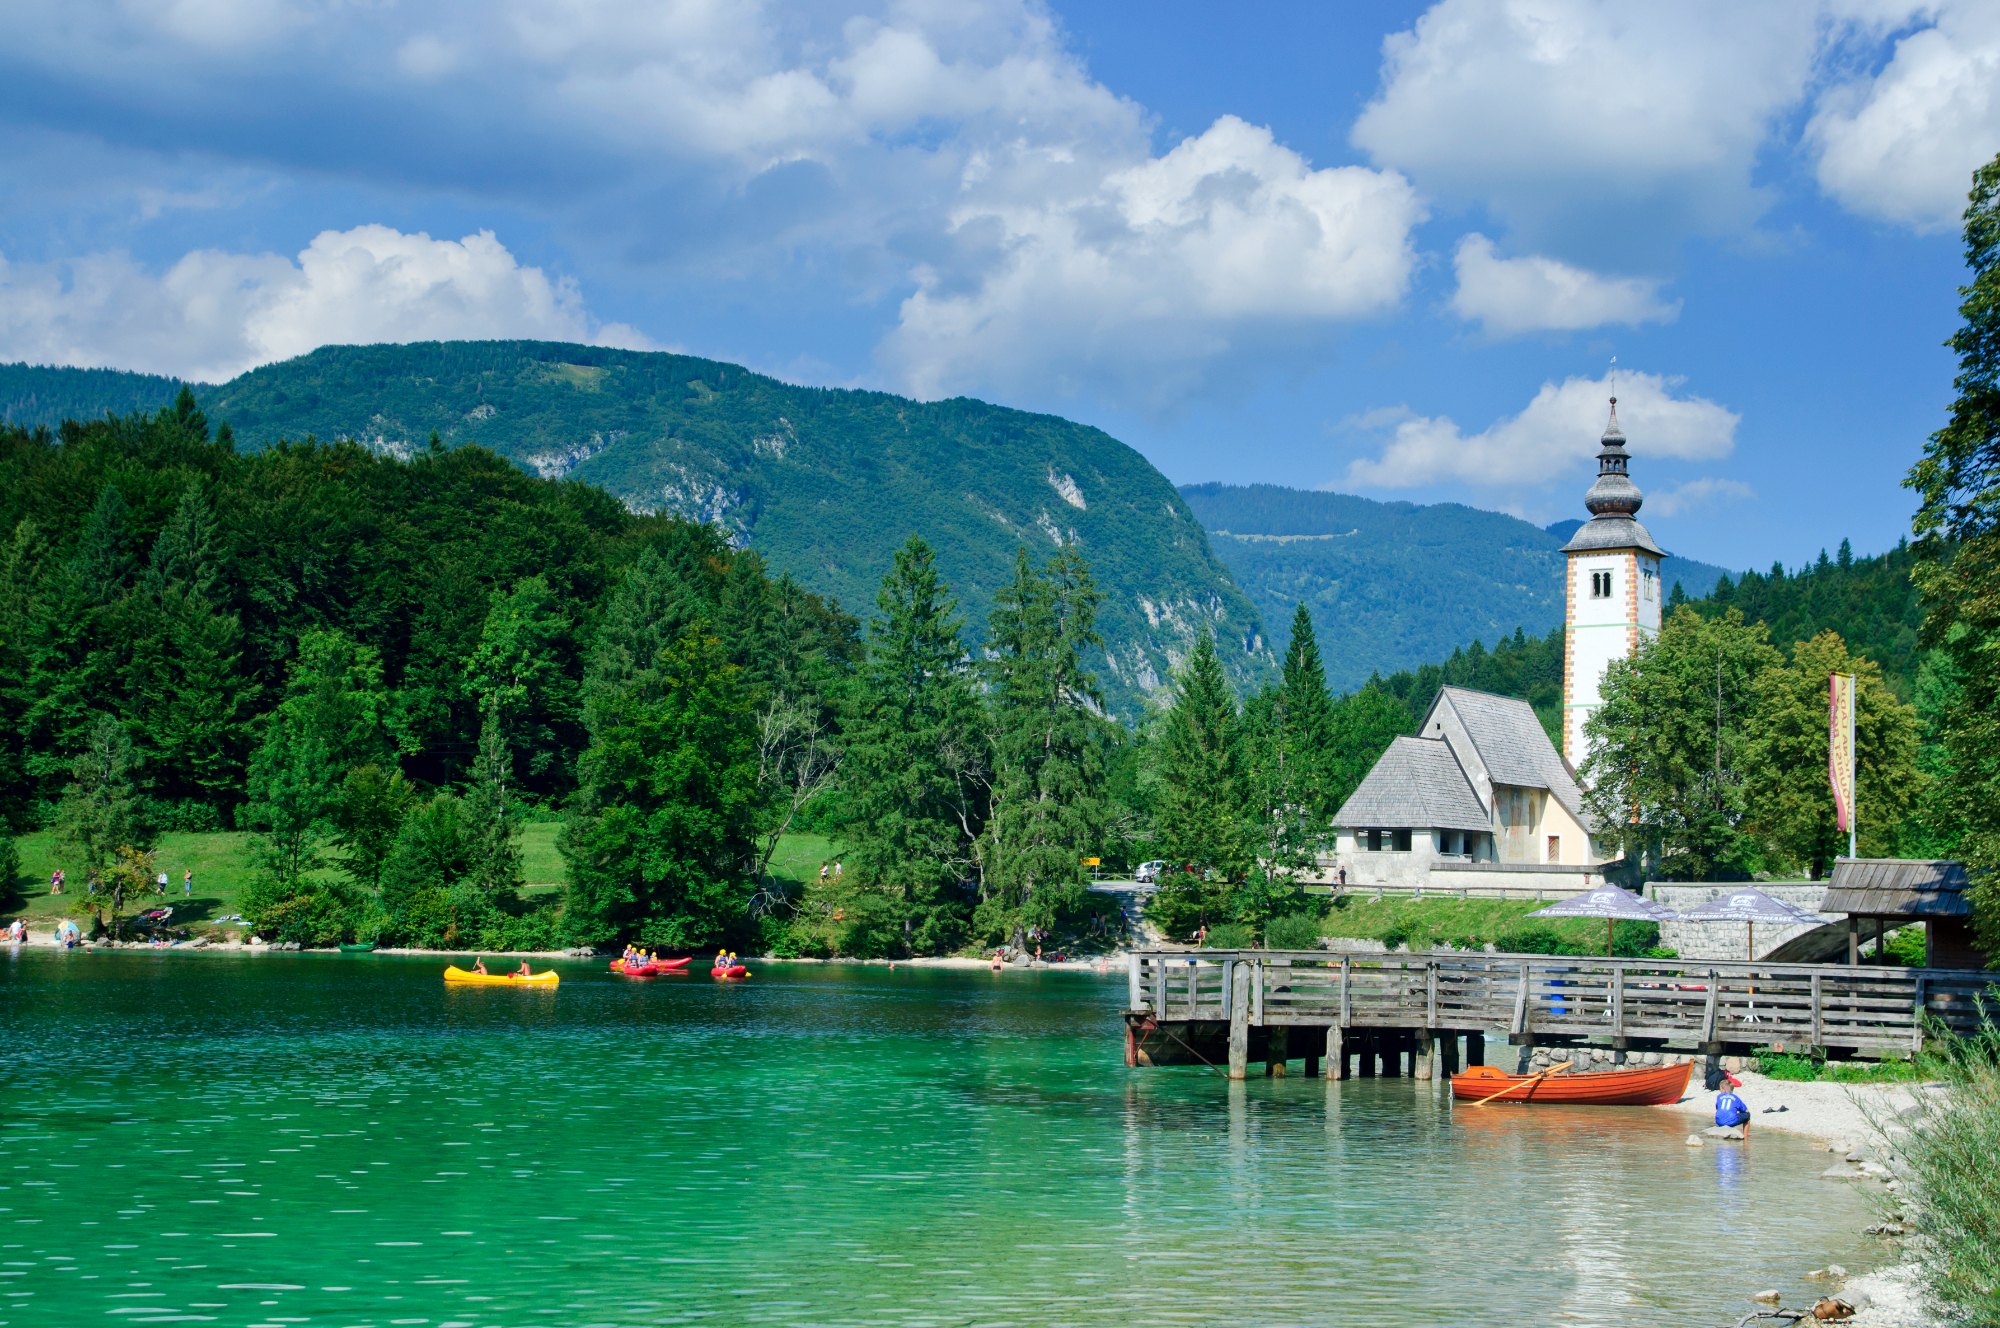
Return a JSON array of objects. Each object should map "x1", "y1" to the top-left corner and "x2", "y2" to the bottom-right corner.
[{"x1": 1647, "y1": 883, "x2": 1833, "y2": 962}]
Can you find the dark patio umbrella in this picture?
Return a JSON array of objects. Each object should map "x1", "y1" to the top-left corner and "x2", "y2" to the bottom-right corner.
[
  {"x1": 1676, "y1": 887, "x2": 1825, "y2": 961},
  {"x1": 1526, "y1": 884, "x2": 1679, "y2": 956}
]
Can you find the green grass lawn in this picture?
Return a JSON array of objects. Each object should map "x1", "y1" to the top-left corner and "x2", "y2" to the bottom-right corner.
[
  {"x1": 3, "y1": 826, "x2": 838, "y2": 921},
  {"x1": 1313, "y1": 893, "x2": 1659, "y2": 956},
  {"x1": 3, "y1": 830, "x2": 285, "y2": 927}
]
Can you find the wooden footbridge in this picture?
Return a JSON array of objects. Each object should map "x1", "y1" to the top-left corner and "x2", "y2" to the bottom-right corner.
[{"x1": 1123, "y1": 949, "x2": 2000, "y2": 1080}]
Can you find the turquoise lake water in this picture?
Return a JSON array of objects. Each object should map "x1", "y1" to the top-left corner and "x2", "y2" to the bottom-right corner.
[{"x1": 0, "y1": 949, "x2": 1883, "y2": 1327}]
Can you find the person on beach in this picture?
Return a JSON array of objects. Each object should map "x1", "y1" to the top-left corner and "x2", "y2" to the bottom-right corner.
[
  {"x1": 184, "y1": 870, "x2": 192, "y2": 898},
  {"x1": 6, "y1": 918, "x2": 23, "y2": 943},
  {"x1": 1715, "y1": 1077, "x2": 1750, "y2": 1132},
  {"x1": 49, "y1": 869, "x2": 62, "y2": 895}
]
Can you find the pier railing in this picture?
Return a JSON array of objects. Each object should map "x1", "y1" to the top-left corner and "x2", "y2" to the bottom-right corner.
[{"x1": 1128, "y1": 949, "x2": 2000, "y2": 1057}]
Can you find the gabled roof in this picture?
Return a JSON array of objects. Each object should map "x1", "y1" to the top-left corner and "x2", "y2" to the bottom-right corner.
[
  {"x1": 1823, "y1": 859, "x2": 1970, "y2": 918},
  {"x1": 1428, "y1": 686, "x2": 1592, "y2": 826},
  {"x1": 1332, "y1": 736, "x2": 1490, "y2": 832}
]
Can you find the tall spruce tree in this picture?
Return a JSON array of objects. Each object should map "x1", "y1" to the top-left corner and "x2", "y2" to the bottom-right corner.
[
  {"x1": 837, "y1": 536, "x2": 986, "y2": 953},
  {"x1": 1906, "y1": 149, "x2": 2000, "y2": 949},
  {"x1": 1149, "y1": 631, "x2": 1249, "y2": 938},
  {"x1": 129, "y1": 481, "x2": 249, "y2": 811},
  {"x1": 977, "y1": 544, "x2": 1115, "y2": 947}
]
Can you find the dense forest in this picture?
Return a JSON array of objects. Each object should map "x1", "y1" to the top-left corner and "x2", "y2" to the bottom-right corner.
[{"x1": 0, "y1": 346, "x2": 1272, "y2": 722}]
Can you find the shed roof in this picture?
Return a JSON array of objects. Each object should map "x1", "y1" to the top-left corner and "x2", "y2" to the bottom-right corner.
[
  {"x1": 1822, "y1": 858, "x2": 1971, "y2": 918},
  {"x1": 1429, "y1": 686, "x2": 1592, "y2": 826},
  {"x1": 1332, "y1": 736, "x2": 1490, "y2": 832}
]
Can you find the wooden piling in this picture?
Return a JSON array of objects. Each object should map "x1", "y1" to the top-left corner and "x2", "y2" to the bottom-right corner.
[
  {"x1": 1325, "y1": 1026, "x2": 1342, "y2": 1080},
  {"x1": 1467, "y1": 1031, "x2": 1484, "y2": 1067},
  {"x1": 1266, "y1": 1025, "x2": 1290, "y2": 1077},
  {"x1": 1359, "y1": 1031, "x2": 1377, "y2": 1077},
  {"x1": 1441, "y1": 1031, "x2": 1460, "y2": 1076},
  {"x1": 1414, "y1": 1029, "x2": 1434, "y2": 1080},
  {"x1": 1227, "y1": 962, "x2": 1250, "y2": 1080},
  {"x1": 1384, "y1": 1031, "x2": 1403, "y2": 1078}
]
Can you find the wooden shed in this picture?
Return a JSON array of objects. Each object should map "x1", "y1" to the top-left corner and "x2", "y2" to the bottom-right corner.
[{"x1": 1822, "y1": 858, "x2": 1987, "y2": 969}]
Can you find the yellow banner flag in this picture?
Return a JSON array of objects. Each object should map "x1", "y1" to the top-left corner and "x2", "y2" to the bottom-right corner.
[{"x1": 1829, "y1": 672, "x2": 1857, "y2": 833}]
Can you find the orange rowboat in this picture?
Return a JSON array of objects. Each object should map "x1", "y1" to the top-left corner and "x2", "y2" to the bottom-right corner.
[{"x1": 1449, "y1": 1061, "x2": 1691, "y2": 1106}]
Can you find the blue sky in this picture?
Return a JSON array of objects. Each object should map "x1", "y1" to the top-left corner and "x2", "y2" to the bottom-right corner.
[{"x1": 1, "y1": 1, "x2": 1995, "y2": 574}]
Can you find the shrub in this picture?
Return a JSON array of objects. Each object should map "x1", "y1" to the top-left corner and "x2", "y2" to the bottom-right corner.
[
  {"x1": 1204, "y1": 922, "x2": 1254, "y2": 949},
  {"x1": 1752, "y1": 1051, "x2": 1822, "y2": 1081},
  {"x1": 1492, "y1": 922, "x2": 1568, "y2": 955},
  {"x1": 144, "y1": 799, "x2": 224, "y2": 833},
  {"x1": 1264, "y1": 912, "x2": 1325, "y2": 951},
  {"x1": 0, "y1": 833, "x2": 17, "y2": 893},
  {"x1": 241, "y1": 877, "x2": 354, "y2": 946},
  {"x1": 1885, "y1": 1007, "x2": 2000, "y2": 1322}
]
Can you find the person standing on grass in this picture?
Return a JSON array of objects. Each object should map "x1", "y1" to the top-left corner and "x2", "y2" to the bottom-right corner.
[{"x1": 184, "y1": 870, "x2": 192, "y2": 897}]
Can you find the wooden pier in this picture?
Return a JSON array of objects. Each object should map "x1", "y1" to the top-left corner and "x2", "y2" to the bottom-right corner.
[{"x1": 1123, "y1": 949, "x2": 2000, "y2": 1080}]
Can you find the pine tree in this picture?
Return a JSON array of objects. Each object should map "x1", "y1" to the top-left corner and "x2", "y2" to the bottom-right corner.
[
  {"x1": 978, "y1": 544, "x2": 1114, "y2": 947},
  {"x1": 129, "y1": 481, "x2": 249, "y2": 810},
  {"x1": 836, "y1": 536, "x2": 986, "y2": 954},
  {"x1": 462, "y1": 701, "x2": 524, "y2": 896},
  {"x1": 21, "y1": 488, "x2": 135, "y2": 783},
  {"x1": 51, "y1": 714, "x2": 146, "y2": 889},
  {"x1": 1149, "y1": 631, "x2": 1249, "y2": 938}
]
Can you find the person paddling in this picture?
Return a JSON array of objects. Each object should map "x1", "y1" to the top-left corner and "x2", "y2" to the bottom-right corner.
[
  {"x1": 472, "y1": 956, "x2": 489, "y2": 975},
  {"x1": 516, "y1": 960, "x2": 532, "y2": 978}
]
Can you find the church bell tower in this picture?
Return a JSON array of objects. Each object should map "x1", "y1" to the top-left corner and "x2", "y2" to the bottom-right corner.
[{"x1": 1561, "y1": 399, "x2": 1665, "y2": 765}]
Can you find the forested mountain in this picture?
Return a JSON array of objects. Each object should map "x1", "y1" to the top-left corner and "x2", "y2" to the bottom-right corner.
[
  {"x1": 1179, "y1": 482, "x2": 1731, "y2": 692},
  {"x1": 0, "y1": 349, "x2": 1270, "y2": 721},
  {"x1": 1, "y1": 363, "x2": 189, "y2": 429}
]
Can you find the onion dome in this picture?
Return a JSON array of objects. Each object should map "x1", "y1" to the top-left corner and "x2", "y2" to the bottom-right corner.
[{"x1": 1560, "y1": 398, "x2": 1666, "y2": 557}]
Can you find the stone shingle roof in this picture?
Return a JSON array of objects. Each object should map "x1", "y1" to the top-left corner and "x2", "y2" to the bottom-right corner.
[
  {"x1": 1560, "y1": 513, "x2": 1666, "y2": 557},
  {"x1": 1332, "y1": 736, "x2": 1489, "y2": 832},
  {"x1": 1432, "y1": 686, "x2": 1591, "y2": 825}
]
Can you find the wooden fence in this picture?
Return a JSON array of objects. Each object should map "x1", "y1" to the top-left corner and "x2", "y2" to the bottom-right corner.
[{"x1": 1128, "y1": 949, "x2": 2000, "y2": 1058}]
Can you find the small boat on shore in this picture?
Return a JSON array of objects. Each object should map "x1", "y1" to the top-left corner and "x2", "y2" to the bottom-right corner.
[
  {"x1": 1449, "y1": 1061, "x2": 1691, "y2": 1106},
  {"x1": 443, "y1": 965, "x2": 559, "y2": 987},
  {"x1": 611, "y1": 957, "x2": 691, "y2": 976},
  {"x1": 339, "y1": 942, "x2": 376, "y2": 953}
]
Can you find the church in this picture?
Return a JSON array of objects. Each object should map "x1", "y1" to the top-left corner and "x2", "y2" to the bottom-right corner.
[{"x1": 1326, "y1": 399, "x2": 1660, "y2": 890}]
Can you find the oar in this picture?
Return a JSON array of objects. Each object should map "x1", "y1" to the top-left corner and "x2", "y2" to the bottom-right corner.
[{"x1": 1471, "y1": 1060, "x2": 1574, "y2": 1107}]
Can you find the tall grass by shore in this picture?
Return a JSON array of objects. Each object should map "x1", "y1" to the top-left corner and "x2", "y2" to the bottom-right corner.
[{"x1": 1892, "y1": 1010, "x2": 2000, "y2": 1321}]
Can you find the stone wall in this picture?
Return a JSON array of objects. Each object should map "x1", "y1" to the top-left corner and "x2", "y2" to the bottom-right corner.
[{"x1": 1648, "y1": 883, "x2": 1832, "y2": 962}]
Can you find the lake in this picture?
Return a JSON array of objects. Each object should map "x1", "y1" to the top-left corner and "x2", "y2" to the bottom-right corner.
[{"x1": 0, "y1": 950, "x2": 1882, "y2": 1327}]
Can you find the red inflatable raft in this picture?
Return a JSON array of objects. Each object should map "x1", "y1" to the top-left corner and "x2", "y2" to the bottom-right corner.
[
  {"x1": 610, "y1": 957, "x2": 691, "y2": 976},
  {"x1": 711, "y1": 965, "x2": 749, "y2": 980}
]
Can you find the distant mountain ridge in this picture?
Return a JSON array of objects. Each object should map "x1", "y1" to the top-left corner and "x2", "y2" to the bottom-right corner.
[
  {"x1": 1179, "y1": 483, "x2": 1734, "y2": 693},
  {"x1": 0, "y1": 348, "x2": 1270, "y2": 721}
]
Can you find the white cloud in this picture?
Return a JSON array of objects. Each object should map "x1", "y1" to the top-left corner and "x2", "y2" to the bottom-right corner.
[
  {"x1": 0, "y1": 225, "x2": 651, "y2": 383},
  {"x1": 1348, "y1": 0, "x2": 2000, "y2": 255},
  {"x1": 1646, "y1": 476, "x2": 1757, "y2": 517},
  {"x1": 1344, "y1": 369, "x2": 1740, "y2": 489},
  {"x1": 1449, "y1": 234, "x2": 1680, "y2": 334},
  {"x1": 879, "y1": 116, "x2": 1425, "y2": 406},
  {"x1": 1808, "y1": 4, "x2": 2000, "y2": 231},
  {"x1": 1351, "y1": 1, "x2": 1830, "y2": 258}
]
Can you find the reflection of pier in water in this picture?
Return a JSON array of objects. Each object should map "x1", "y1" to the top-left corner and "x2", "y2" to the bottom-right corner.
[{"x1": 1123, "y1": 948, "x2": 2000, "y2": 1079}]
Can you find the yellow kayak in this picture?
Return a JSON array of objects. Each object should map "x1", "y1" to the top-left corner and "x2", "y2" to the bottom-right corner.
[{"x1": 443, "y1": 965, "x2": 559, "y2": 987}]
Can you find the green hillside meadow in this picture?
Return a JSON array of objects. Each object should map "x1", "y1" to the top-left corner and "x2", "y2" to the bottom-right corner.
[{"x1": 1181, "y1": 483, "x2": 1733, "y2": 692}]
